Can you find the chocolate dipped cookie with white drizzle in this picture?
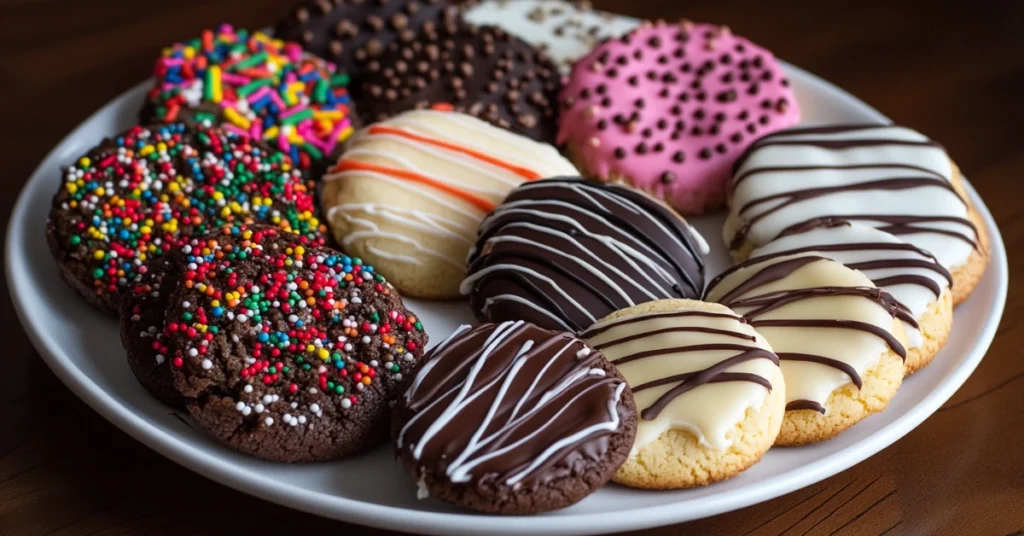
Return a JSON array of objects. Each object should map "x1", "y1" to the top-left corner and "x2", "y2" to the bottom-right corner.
[
  {"x1": 724, "y1": 124, "x2": 989, "y2": 305},
  {"x1": 393, "y1": 321, "x2": 636, "y2": 514},
  {"x1": 461, "y1": 178, "x2": 708, "y2": 333},
  {"x1": 705, "y1": 253, "x2": 910, "y2": 445}
]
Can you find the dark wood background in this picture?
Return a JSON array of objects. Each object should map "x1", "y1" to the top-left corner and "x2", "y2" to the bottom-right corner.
[{"x1": 1, "y1": 1, "x2": 1022, "y2": 534}]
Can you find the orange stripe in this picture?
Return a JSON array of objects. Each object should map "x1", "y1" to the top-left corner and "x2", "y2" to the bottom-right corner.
[
  {"x1": 329, "y1": 161, "x2": 496, "y2": 212},
  {"x1": 367, "y1": 125, "x2": 542, "y2": 181}
]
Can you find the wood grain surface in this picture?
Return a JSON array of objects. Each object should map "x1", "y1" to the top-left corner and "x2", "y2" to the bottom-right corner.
[{"x1": 1, "y1": 1, "x2": 1022, "y2": 534}]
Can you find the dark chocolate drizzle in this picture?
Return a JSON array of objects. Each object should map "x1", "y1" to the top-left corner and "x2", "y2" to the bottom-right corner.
[
  {"x1": 582, "y1": 310, "x2": 778, "y2": 421},
  {"x1": 399, "y1": 322, "x2": 628, "y2": 490},
  {"x1": 726, "y1": 124, "x2": 979, "y2": 252},
  {"x1": 705, "y1": 254, "x2": 910, "y2": 413},
  {"x1": 464, "y1": 178, "x2": 706, "y2": 333}
]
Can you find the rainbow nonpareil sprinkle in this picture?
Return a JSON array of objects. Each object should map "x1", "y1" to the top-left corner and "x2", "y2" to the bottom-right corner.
[{"x1": 144, "y1": 24, "x2": 355, "y2": 173}]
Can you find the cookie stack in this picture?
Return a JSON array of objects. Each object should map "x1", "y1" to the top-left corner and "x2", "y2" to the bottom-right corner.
[{"x1": 42, "y1": 0, "x2": 990, "y2": 517}]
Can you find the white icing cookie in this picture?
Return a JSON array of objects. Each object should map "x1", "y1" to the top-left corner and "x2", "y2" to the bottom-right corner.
[
  {"x1": 463, "y1": 0, "x2": 640, "y2": 73},
  {"x1": 583, "y1": 300, "x2": 784, "y2": 489},
  {"x1": 749, "y1": 222, "x2": 953, "y2": 373},
  {"x1": 321, "y1": 109, "x2": 577, "y2": 299},
  {"x1": 704, "y1": 253, "x2": 909, "y2": 445},
  {"x1": 723, "y1": 124, "x2": 984, "y2": 294}
]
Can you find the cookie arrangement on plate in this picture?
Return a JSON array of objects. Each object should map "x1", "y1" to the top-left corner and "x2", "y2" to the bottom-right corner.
[{"x1": 43, "y1": 0, "x2": 990, "y2": 516}]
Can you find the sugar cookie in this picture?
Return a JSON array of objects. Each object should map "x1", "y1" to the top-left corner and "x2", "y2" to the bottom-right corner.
[
  {"x1": 705, "y1": 253, "x2": 909, "y2": 445},
  {"x1": 583, "y1": 300, "x2": 784, "y2": 489},
  {"x1": 724, "y1": 124, "x2": 989, "y2": 305}
]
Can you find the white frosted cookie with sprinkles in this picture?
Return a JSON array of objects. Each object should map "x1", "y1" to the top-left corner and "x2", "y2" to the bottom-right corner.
[
  {"x1": 321, "y1": 109, "x2": 578, "y2": 299},
  {"x1": 463, "y1": 0, "x2": 640, "y2": 73},
  {"x1": 705, "y1": 253, "x2": 910, "y2": 445},
  {"x1": 583, "y1": 299, "x2": 784, "y2": 489},
  {"x1": 724, "y1": 124, "x2": 989, "y2": 305},
  {"x1": 749, "y1": 221, "x2": 953, "y2": 374}
]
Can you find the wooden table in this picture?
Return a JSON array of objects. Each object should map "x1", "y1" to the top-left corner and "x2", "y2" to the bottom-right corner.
[{"x1": 1, "y1": 1, "x2": 1022, "y2": 534}]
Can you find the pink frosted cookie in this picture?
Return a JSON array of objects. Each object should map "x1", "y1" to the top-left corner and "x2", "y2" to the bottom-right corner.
[{"x1": 557, "y1": 20, "x2": 800, "y2": 215}]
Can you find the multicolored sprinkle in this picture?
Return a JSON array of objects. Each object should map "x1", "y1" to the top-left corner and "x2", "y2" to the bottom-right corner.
[
  {"x1": 143, "y1": 24, "x2": 355, "y2": 173},
  {"x1": 169, "y1": 225, "x2": 426, "y2": 426},
  {"x1": 47, "y1": 122, "x2": 325, "y2": 314}
]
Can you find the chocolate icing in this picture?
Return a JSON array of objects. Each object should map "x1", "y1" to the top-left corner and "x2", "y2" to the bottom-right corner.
[
  {"x1": 397, "y1": 321, "x2": 629, "y2": 490},
  {"x1": 359, "y1": 20, "x2": 562, "y2": 143},
  {"x1": 273, "y1": 0, "x2": 455, "y2": 88},
  {"x1": 462, "y1": 178, "x2": 706, "y2": 333}
]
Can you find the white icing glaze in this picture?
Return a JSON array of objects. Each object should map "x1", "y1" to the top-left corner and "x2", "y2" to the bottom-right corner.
[
  {"x1": 750, "y1": 223, "x2": 951, "y2": 348},
  {"x1": 583, "y1": 306, "x2": 780, "y2": 451},
  {"x1": 322, "y1": 110, "x2": 577, "y2": 282},
  {"x1": 464, "y1": 0, "x2": 640, "y2": 73},
  {"x1": 725, "y1": 125, "x2": 977, "y2": 273},
  {"x1": 705, "y1": 254, "x2": 906, "y2": 412}
]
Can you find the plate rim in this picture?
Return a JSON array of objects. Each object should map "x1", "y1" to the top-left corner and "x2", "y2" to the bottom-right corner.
[{"x1": 5, "y1": 62, "x2": 1008, "y2": 535}]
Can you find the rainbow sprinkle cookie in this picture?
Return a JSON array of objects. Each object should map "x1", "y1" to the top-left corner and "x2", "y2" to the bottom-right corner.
[
  {"x1": 142, "y1": 25, "x2": 356, "y2": 174},
  {"x1": 162, "y1": 225, "x2": 427, "y2": 461},
  {"x1": 46, "y1": 122, "x2": 326, "y2": 315}
]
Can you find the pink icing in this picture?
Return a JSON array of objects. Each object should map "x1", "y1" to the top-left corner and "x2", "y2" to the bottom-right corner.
[{"x1": 557, "y1": 20, "x2": 800, "y2": 214}]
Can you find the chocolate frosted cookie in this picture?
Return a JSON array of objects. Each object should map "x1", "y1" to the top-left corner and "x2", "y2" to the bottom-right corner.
[
  {"x1": 393, "y1": 321, "x2": 636, "y2": 514},
  {"x1": 359, "y1": 19, "x2": 562, "y2": 143},
  {"x1": 165, "y1": 225, "x2": 428, "y2": 461},
  {"x1": 120, "y1": 253, "x2": 186, "y2": 409},
  {"x1": 461, "y1": 178, "x2": 708, "y2": 332},
  {"x1": 273, "y1": 0, "x2": 456, "y2": 85},
  {"x1": 45, "y1": 122, "x2": 325, "y2": 315}
]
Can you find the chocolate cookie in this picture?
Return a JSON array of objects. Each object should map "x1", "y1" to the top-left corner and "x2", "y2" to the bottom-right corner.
[
  {"x1": 273, "y1": 0, "x2": 457, "y2": 86},
  {"x1": 461, "y1": 177, "x2": 708, "y2": 332},
  {"x1": 393, "y1": 321, "x2": 636, "y2": 514},
  {"x1": 359, "y1": 19, "x2": 562, "y2": 143},
  {"x1": 165, "y1": 225, "x2": 428, "y2": 462},
  {"x1": 120, "y1": 253, "x2": 186, "y2": 409},
  {"x1": 45, "y1": 122, "x2": 325, "y2": 315},
  {"x1": 141, "y1": 25, "x2": 357, "y2": 176}
]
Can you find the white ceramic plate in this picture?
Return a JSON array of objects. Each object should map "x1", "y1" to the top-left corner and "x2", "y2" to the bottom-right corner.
[{"x1": 6, "y1": 11, "x2": 1008, "y2": 536}]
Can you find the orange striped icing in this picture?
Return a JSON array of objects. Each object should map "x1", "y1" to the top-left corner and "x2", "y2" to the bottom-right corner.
[
  {"x1": 329, "y1": 161, "x2": 496, "y2": 212},
  {"x1": 367, "y1": 125, "x2": 543, "y2": 181}
]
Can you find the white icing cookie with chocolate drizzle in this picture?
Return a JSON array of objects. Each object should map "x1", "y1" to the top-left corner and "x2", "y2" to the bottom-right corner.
[
  {"x1": 723, "y1": 124, "x2": 989, "y2": 305},
  {"x1": 704, "y1": 253, "x2": 910, "y2": 445},
  {"x1": 750, "y1": 221, "x2": 953, "y2": 374},
  {"x1": 463, "y1": 0, "x2": 640, "y2": 74},
  {"x1": 321, "y1": 109, "x2": 577, "y2": 299},
  {"x1": 583, "y1": 300, "x2": 784, "y2": 489}
]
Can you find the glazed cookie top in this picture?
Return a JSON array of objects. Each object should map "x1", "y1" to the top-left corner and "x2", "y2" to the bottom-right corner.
[
  {"x1": 396, "y1": 321, "x2": 631, "y2": 491},
  {"x1": 168, "y1": 225, "x2": 427, "y2": 434},
  {"x1": 582, "y1": 301, "x2": 780, "y2": 451},
  {"x1": 557, "y1": 20, "x2": 799, "y2": 214},
  {"x1": 463, "y1": 0, "x2": 640, "y2": 73},
  {"x1": 704, "y1": 254, "x2": 910, "y2": 413},
  {"x1": 321, "y1": 109, "x2": 576, "y2": 293},
  {"x1": 462, "y1": 178, "x2": 708, "y2": 333},
  {"x1": 273, "y1": 0, "x2": 456, "y2": 83},
  {"x1": 142, "y1": 25, "x2": 356, "y2": 173},
  {"x1": 725, "y1": 124, "x2": 980, "y2": 272},
  {"x1": 749, "y1": 221, "x2": 952, "y2": 349},
  {"x1": 359, "y1": 20, "x2": 562, "y2": 143},
  {"x1": 46, "y1": 122, "x2": 324, "y2": 314}
]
